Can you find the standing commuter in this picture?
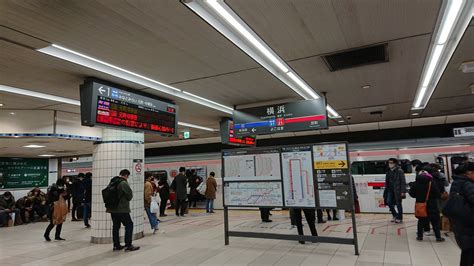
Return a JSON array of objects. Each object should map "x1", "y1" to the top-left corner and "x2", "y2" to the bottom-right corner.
[
  {"x1": 326, "y1": 209, "x2": 338, "y2": 221},
  {"x1": 107, "y1": 169, "x2": 139, "y2": 251},
  {"x1": 82, "y1": 172, "x2": 92, "y2": 228},
  {"x1": 383, "y1": 158, "x2": 407, "y2": 223},
  {"x1": 188, "y1": 170, "x2": 200, "y2": 209},
  {"x1": 144, "y1": 174, "x2": 159, "y2": 234},
  {"x1": 316, "y1": 209, "x2": 326, "y2": 223},
  {"x1": 259, "y1": 208, "x2": 272, "y2": 223},
  {"x1": 44, "y1": 179, "x2": 68, "y2": 241},
  {"x1": 409, "y1": 167, "x2": 445, "y2": 242},
  {"x1": 293, "y1": 208, "x2": 318, "y2": 244},
  {"x1": 205, "y1": 172, "x2": 217, "y2": 213},
  {"x1": 449, "y1": 162, "x2": 474, "y2": 266},
  {"x1": 173, "y1": 167, "x2": 188, "y2": 217},
  {"x1": 158, "y1": 175, "x2": 170, "y2": 217},
  {"x1": 71, "y1": 174, "x2": 84, "y2": 221}
]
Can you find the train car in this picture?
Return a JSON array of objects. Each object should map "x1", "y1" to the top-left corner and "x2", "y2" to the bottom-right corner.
[{"x1": 61, "y1": 137, "x2": 473, "y2": 213}]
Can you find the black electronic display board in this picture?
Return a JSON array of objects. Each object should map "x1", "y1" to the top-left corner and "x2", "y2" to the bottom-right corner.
[
  {"x1": 80, "y1": 79, "x2": 178, "y2": 136},
  {"x1": 220, "y1": 119, "x2": 256, "y2": 146},
  {"x1": 233, "y1": 98, "x2": 328, "y2": 137}
]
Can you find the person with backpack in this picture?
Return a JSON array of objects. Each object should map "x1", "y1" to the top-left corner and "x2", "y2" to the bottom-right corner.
[
  {"x1": 447, "y1": 162, "x2": 474, "y2": 266},
  {"x1": 205, "y1": 172, "x2": 217, "y2": 213},
  {"x1": 104, "y1": 169, "x2": 139, "y2": 252},
  {"x1": 383, "y1": 158, "x2": 407, "y2": 223},
  {"x1": 44, "y1": 179, "x2": 68, "y2": 241},
  {"x1": 171, "y1": 167, "x2": 188, "y2": 217},
  {"x1": 409, "y1": 166, "x2": 445, "y2": 242}
]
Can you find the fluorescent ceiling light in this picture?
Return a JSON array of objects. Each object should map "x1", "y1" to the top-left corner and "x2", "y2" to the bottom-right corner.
[
  {"x1": 37, "y1": 44, "x2": 233, "y2": 114},
  {"x1": 2, "y1": 84, "x2": 218, "y2": 134},
  {"x1": 184, "y1": 0, "x2": 339, "y2": 113},
  {"x1": 23, "y1": 145, "x2": 46, "y2": 148},
  {"x1": 178, "y1": 121, "x2": 217, "y2": 132},
  {"x1": 0, "y1": 103, "x2": 4, "y2": 107},
  {"x1": 206, "y1": 0, "x2": 288, "y2": 73},
  {"x1": 0, "y1": 85, "x2": 81, "y2": 106},
  {"x1": 39, "y1": 154, "x2": 54, "y2": 157},
  {"x1": 326, "y1": 105, "x2": 341, "y2": 118},
  {"x1": 412, "y1": 0, "x2": 471, "y2": 109}
]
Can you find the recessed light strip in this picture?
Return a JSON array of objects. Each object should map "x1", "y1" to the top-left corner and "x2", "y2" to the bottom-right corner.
[
  {"x1": 1, "y1": 85, "x2": 218, "y2": 132},
  {"x1": 185, "y1": 1, "x2": 332, "y2": 99},
  {"x1": 178, "y1": 121, "x2": 217, "y2": 132},
  {"x1": 412, "y1": 0, "x2": 472, "y2": 109},
  {"x1": 37, "y1": 44, "x2": 233, "y2": 114},
  {"x1": 0, "y1": 84, "x2": 81, "y2": 106}
]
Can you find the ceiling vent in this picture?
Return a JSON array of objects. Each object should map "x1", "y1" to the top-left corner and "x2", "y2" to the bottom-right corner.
[
  {"x1": 360, "y1": 105, "x2": 387, "y2": 113},
  {"x1": 323, "y1": 44, "x2": 389, "y2": 72}
]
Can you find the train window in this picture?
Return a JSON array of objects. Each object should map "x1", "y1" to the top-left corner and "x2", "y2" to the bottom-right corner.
[
  {"x1": 145, "y1": 170, "x2": 167, "y2": 181},
  {"x1": 351, "y1": 160, "x2": 413, "y2": 175}
]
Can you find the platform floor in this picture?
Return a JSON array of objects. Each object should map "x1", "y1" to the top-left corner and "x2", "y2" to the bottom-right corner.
[{"x1": 0, "y1": 210, "x2": 461, "y2": 266}]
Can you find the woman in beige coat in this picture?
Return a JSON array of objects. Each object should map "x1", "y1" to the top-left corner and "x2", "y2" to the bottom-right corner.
[{"x1": 205, "y1": 172, "x2": 217, "y2": 213}]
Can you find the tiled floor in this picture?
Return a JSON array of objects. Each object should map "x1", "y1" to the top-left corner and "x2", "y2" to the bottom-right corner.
[{"x1": 0, "y1": 210, "x2": 460, "y2": 266}]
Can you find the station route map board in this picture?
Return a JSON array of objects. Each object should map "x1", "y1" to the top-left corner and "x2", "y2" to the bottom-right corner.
[
  {"x1": 224, "y1": 182, "x2": 283, "y2": 207},
  {"x1": 223, "y1": 148, "x2": 281, "y2": 182},
  {"x1": 281, "y1": 146, "x2": 316, "y2": 208}
]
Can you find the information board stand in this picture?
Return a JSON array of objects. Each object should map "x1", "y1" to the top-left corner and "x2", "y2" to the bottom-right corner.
[{"x1": 222, "y1": 142, "x2": 359, "y2": 255}]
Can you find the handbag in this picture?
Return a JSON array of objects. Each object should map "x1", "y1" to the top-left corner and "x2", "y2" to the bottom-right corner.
[
  {"x1": 415, "y1": 182, "x2": 431, "y2": 218},
  {"x1": 197, "y1": 182, "x2": 207, "y2": 195},
  {"x1": 150, "y1": 196, "x2": 159, "y2": 214}
]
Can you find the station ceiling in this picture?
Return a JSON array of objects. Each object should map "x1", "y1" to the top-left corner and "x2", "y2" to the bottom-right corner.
[{"x1": 1, "y1": 0, "x2": 473, "y2": 157}]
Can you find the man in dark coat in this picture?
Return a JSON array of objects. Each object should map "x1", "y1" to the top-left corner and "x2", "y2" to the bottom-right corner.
[
  {"x1": 383, "y1": 158, "x2": 406, "y2": 223},
  {"x1": 158, "y1": 175, "x2": 170, "y2": 217},
  {"x1": 106, "y1": 169, "x2": 139, "y2": 252},
  {"x1": 172, "y1": 167, "x2": 188, "y2": 217},
  {"x1": 450, "y1": 162, "x2": 474, "y2": 266},
  {"x1": 82, "y1": 172, "x2": 92, "y2": 228}
]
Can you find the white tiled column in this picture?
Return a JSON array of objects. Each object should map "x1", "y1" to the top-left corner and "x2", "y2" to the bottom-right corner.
[{"x1": 91, "y1": 128, "x2": 144, "y2": 244}]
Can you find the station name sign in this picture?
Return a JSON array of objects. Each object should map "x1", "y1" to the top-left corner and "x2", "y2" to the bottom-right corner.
[
  {"x1": 80, "y1": 80, "x2": 178, "y2": 136},
  {"x1": 233, "y1": 98, "x2": 328, "y2": 137}
]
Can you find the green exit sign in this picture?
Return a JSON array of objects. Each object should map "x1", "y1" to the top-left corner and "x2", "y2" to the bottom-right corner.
[{"x1": 183, "y1": 131, "x2": 190, "y2": 139}]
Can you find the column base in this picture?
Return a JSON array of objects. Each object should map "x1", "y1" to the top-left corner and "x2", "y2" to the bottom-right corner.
[{"x1": 90, "y1": 231, "x2": 144, "y2": 244}]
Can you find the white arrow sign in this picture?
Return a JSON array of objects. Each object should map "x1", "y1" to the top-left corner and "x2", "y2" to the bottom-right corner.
[
  {"x1": 251, "y1": 128, "x2": 257, "y2": 133},
  {"x1": 98, "y1": 86, "x2": 106, "y2": 95},
  {"x1": 342, "y1": 191, "x2": 348, "y2": 196}
]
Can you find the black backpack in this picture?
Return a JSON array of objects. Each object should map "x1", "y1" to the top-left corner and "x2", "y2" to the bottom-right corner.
[{"x1": 102, "y1": 176, "x2": 123, "y2": 209}]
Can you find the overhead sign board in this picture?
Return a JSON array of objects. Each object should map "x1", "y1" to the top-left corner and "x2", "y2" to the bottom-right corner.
[
  {"x1": 0, "y1": 158, "x2": 49, "y2": 189},
  {"x1": 220, "y1": 119, "x2": 256, "y2": 146},
  {"x1": 80, "y1": 80, "x2": 178, "y2": 136},
  {"x1": 233, "y1": 98, "x2": 328, "y2": 137},
  {"x1": 453, "y1": 127, "x2": 474, "y2": 137}
]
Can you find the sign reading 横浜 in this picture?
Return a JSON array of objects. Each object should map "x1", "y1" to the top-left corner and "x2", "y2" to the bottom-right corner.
[
  {"x1": 0, "y1": 158, "x2": 49, "y2": 189},
  {"x1": 233, "y1": 98, "x2": 328, "y2": 137},
  {"x1": 80, "y1": 79, "x2": 178, "y2": 136}
]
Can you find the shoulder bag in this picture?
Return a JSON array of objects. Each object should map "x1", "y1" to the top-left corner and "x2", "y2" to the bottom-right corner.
[{"x1": 415, "y1": 182, "x2": 431, "y2": 218}]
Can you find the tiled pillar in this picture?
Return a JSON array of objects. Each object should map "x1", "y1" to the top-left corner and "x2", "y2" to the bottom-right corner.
[{"x1": 91, "y1": 128, "x2": 144, "y2": 244}]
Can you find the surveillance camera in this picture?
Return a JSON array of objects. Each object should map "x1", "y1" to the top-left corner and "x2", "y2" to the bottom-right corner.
[{"x1": 346, "y1": 116, "x2": 352, "y2": 120}]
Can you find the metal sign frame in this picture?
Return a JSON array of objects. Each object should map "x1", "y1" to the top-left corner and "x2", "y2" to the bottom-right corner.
[{"x1": 222, "y1": 141, "x2": 359, "y2": 255}]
